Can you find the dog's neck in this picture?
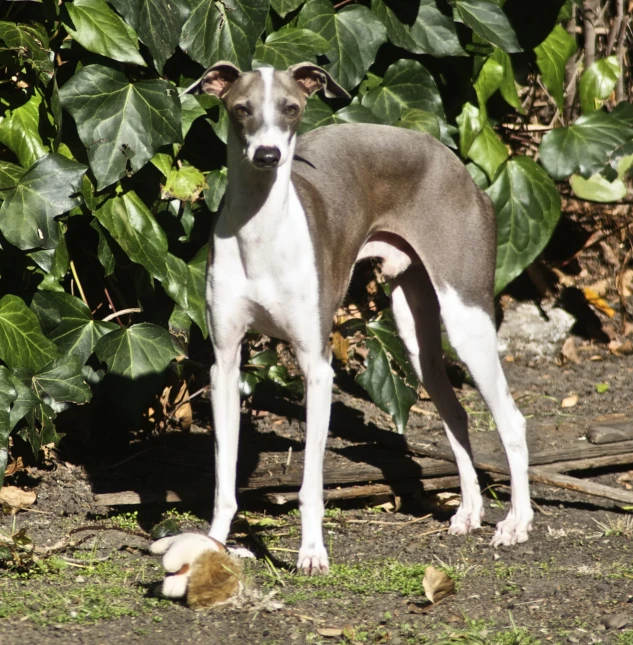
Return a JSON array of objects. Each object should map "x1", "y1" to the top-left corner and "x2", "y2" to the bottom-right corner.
[{"x1": 223, "y1": 127, "x2": 297, "y2": 234}]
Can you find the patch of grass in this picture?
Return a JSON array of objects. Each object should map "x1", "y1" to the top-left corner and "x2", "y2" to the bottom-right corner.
[
  {"x1": 283, "y1": 559, "x2": 433, "y2": 597},
  {"x1": 107, "y1": 511, "x2": 141, "y2": 532},
  {"x1": 0, "y1": 551, "x2": 168, "y2": 626},
  {"x1": 618, "y1": 630, "x2": 633, "y2": 645},
  {"x1": 592, "y1": 514, "x2": 633, "y2": 538}
]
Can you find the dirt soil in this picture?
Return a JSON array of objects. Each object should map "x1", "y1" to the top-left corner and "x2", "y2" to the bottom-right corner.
[{"x1": 2, "y1": 346, "x2": 633, "y2": 645}]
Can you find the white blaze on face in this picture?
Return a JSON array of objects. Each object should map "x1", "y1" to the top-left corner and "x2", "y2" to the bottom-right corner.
[{"x1": 245, "y1": 67, "x2": 293, "y2": 166}]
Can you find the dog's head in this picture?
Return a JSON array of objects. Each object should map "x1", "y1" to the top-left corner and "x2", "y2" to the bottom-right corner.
[{"x1": 201, "y1": 62, "x2": 348, "y2": 169}]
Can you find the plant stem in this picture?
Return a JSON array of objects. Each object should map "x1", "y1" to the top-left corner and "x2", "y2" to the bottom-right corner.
[{"x1": 69, "y1": 260, "x2": 89, "y2": 307}]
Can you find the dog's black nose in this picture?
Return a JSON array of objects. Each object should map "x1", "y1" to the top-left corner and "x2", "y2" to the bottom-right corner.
[{"x1": 253, "y1": 146, "x2": 281, "y2": 168}]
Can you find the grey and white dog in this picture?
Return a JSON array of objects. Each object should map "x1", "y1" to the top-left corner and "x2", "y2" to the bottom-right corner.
[{"x1": 201, "y1": 61, "x2": 533, "y2": 575}]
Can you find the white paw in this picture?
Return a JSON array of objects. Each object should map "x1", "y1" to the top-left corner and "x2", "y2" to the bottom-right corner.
[
  {"x1": 490, "y1": 512, "x2": 533, "y2": 547},
  {"x1": 297, "y1": 546, "x2": 329, "y2": 575},
  {"x1": 448, "y1": 505, "x2": 483, "y2": 536}
]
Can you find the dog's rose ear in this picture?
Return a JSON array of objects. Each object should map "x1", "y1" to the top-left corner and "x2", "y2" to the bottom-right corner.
[
  {"x1": 202, "y1": 62, "x2": 241, "y2": 98},
  {"x1": 289, "y1": 63, "x2": 350, "y2": 99}
]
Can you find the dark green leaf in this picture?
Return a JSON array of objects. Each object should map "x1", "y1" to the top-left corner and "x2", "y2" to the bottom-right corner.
[
  {"x1": 539, "y1": 103, "x2": 633, "y2": 180},
  {"x1": 31, "y1": 292, "x2": 117, "y2": 362},
  {"x1": 271, "y1": 0, "x2": 304, "y2": 18},
  {"x1": 487, "y1": 156, "x2": 561, "y2": 294},
  {"x1": 371, "y1": 0, "x2": 465, "y2": 57},
  {"x1": 356, "y1": 337, "x2": 417, "y2": 434},
  {"x1": 297, "y1": 1, "x2": 387, "y2": 90},
  {"x1": 180, "y1": 94, "x2": 206, "y2": 139},
  {"x1": 59, "y1": 65, "x2": 182, "y2": 189},
  {"x1": 474, "y1": 48, "x2": 521, "y2": 117},
  {"x1": 454, "y1": 0, "x2": 521, "y2": 53},
  {"x1": 108, "y1": 0, "x2": 189, "y2": 72},
  {"x1": 534, "y1": 24, "x2": 577, "y2": 111},
  {"x1": 23, "y1": 401, "x2": 61, "y2": 456},
  {"x1": 0, "y1": 21, "x2": 53, "y2": 81},
  {"x1": 184, "y1": 245, "x2": 208, "y2": 336},
  {"x1": 180, "y1": 0, "x2": 269, "y2": 70},
  {"x1": 90, "y1": 220, "x2": 116, "y2": 277},
  {"x1": 32, "y1": 355, "x2": 92, "y2": 404},
  {"x1": 254, "y1": 27, "x2": 329, "y2": 68},
  {"x1": 456, "y1": 101, "x2": 483, "y2": 158},
  {"x1": 0, "y1": 295, "x2": 60, "y2": 373},
  {"x1": 64, "y1": 0, "x2": 146, "y2": 66},
  {"x1": 95, "y1": 323, "x2": 178, "y2": 378},
  {"x1": 366, "y1": 317, "x2": 418, "y2": 387},
  {"x1": 204, "y1": 169, "x2": 227, "y2": 212},
  {"x1": 395, "y1": 108, "x2": 441, "y2": 140},
  {"x1": 249, "y1": 349, "x2": 278, "y2": 367},
  {"x1": 466, "y1": 122, "x2": 508, "y2": 181},
  {"x1": 0, "y1": 367, "x2": 19, "y2": 487},
  {"x1": 0, "y1": 153, "x2": 86, "y2": 251},
  {"x1": 361, "y1": 59, "x2": 443, "y2": 123},
  {"x1": 0, "y1": 162, "x2": 25, "y2": 192},
  {"x1": 579, "y1": 56, "x2": 620, "y2": 114},
  {"x1": 0, "y1": 91, "x2": 48, "y2": 168}
]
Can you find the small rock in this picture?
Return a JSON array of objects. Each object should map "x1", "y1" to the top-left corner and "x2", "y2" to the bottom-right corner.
[
  {"x1": 601, "y1": 613, "x2": 629, "y2": 630},
  {"x1": 75, "y1": 575, "x2": 85, "y2": 583},
  {"x1": 497, "y1": 302, "x2": 575, "y2": 358},
  {"x1": 567, "y1": 636, "x2": 579, "y2": 643}
]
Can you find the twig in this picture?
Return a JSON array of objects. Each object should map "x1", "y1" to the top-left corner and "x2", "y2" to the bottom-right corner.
[
  {"x1": 103, "y1": 287, "x2": 123, "y2": 326},
  {"x1": 102, "y1": 307, "x2": 141, "y2": 322},
  {"x1": 69, "y1": 260, "x2": 89, "y2": 307},
  {"x1": 333, "y1": 0, "x2": 354, "y2": 8},
  {"x1": 416, "y1": 527, "x2": 449, "y2": 538}
]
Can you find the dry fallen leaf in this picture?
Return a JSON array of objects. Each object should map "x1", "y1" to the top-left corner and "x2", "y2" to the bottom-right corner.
[
  {"x1": 616, "y1": 471, "x2": 633, "y2": 490},
  {"x1": 4, "y1": 456, "x2": 24, "y2": 478},
  {"x1": 561, "y1": 394, "x2": 578, "y2": 409},
  {"x1": 432, "y1": 492, "x2": 461, "y2": 511},
  {"x1": 316, "y1": 627, "x2": 343, "y2": 638},
  {"x1": 583, "y1": 287, "x2": 616, "y2": 318},
  {"x1": 330, "y1": 331, "x2": 349, "y2": 364},
  {"x1": 561, "y1": 337, "x2": 580, "y2": 364},
  {"x1": 0, "y1": 486, "x2": 36, "y2": 511},
  {"x1": 423, "y1": 565, "x2": 455, "y2": 604}
]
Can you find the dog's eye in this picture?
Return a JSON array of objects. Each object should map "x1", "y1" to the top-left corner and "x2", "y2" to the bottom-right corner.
[
  {"x1": 284, "y1": 104, "x2": 299, "y2": 117},
  {"x1": 234, "y1": 105, "x2": 250, "y2": 118}
]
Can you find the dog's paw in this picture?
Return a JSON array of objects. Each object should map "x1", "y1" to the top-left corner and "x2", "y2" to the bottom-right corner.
[
  {"x1": 490, "y1": 512, "x2": 533, "y2": 547},
  {"x1": 297, "y1": 546, "x2": 329, "y2": 575},
  {"x1": 448, "y1": 506, "x2": 483, "y2": 536}
]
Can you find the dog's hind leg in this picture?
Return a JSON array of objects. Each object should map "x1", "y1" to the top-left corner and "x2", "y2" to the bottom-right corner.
[
  {"x1": 391, "y1": 265, "x2": 484, "y2": 535},
  {"x1": 436, "y1": 286, "x2": 533, "y2": 546},
  {"x1": 295, "y1": 348, "x2": 334, "y2": 575}
]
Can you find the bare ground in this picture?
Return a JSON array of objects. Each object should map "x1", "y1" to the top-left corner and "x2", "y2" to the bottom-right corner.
[{"x1": 1, "y1": 346, "x2": 633, "y2": 645}]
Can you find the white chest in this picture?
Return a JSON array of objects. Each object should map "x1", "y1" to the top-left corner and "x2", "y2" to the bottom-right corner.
[{"x1": 209, "y1": 186, "x2": 321, "y2": 345}]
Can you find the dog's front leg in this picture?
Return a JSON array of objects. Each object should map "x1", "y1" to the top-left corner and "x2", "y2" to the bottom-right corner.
[
  {"x1": 208, "y1": 342, "x2": 243, "y2": 545},
  {"x1": 296, "y1": 351, "x2": 334, "y2": 575}
]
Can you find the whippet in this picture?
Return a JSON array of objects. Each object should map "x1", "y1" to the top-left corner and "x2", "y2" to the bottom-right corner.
[{"x1": 202, "y1": 61, "x2": 533, "y2": 574}]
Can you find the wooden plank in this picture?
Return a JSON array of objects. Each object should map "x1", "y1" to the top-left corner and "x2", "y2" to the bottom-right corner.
[{"x1": 587, "y1": 419, "x2": 633, "y2": 445}]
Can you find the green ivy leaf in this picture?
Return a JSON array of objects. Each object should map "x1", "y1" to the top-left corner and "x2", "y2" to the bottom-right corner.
[
  {"x1": 487, "y1": 156, "x2": 561, "y2": 294},
  {"x1": 64, "y1": 0, "x2": 146, "y2": 66},
  {"x1": 356, "y1": 337, "x2": 417, "y2": 434},
  {"x1": 0, "y1": 91, "x2": 48, "y2": 169},
  {"x1": 456, "y1": 101, "x2": 483, "y2": 158},
  {"x1": 569, "y1": 173, "x2": 627, "y2": 203},
  {"x1": 31, "y1": 292, "x2": 117, "y2": 362},
  {"x1": 0, "y1": 367, "x2": 19, "y2": 486},
  {"x1": 0, "y1": 21, "x2": 53, "y2": 81},
  {"x1": 361, "y1": 59, "x2": 443, "y2": 123},
  {"x1": 204, "y1": 168, "x2": 228, "y2": 213},
  {"x1": 184, "y1": 245, "x2": 208, "y2": 337},
  {"x1": 94, "y1": 323, "x2": 178, "y2": 378},
  {"x1": 59, "y1": 65, "x2": 182, "y2": 189},
  {"x1": 271, "y1": 0, "x2": 304, "y2": 18},
  {"x1": 395, "y1": 108, "x2": 441, "y2": 140},
  {"x1": 466, "y1": 122, "x2": 508, "y2": 181},
  {"x1": 454, "y1": 0, "x2": 521, "y2": 53},
  {"x1": 297, "y1": 0, "x2": 387, "y2": 90},
  {"x1": 23, "y1": 400, "x2": 61, "y2": 456},
  {"x1": 0, "y1": 153, "x2": 87, "y2": 251},
  {"x1": 31, "y1": 355, "x2": 92, "y2": 404},
  {"x1": 108, "y1": 0, "x2": 189, "y2": 72},
  {"x1": 371, "y1": 0, "x2": 465, "y2": 57},
  {"x1": 534, "y1": 24, "x2": 577, "y2": 111},
  {"x1": 579, "y1": 56, "x2": 620, "y2": 114},
  {"x1": 539, "y1": 103, "x2": 633, "y2": 180},
  {"x1": 162, "y1": 166, "x2": 206, "y2": 202},
  {"x1": 366, "y1": 316, "x2": 418, "y2": 387},
  {"x1": 0, "y1": 295, "x2": 60, "y2": 373},
  {"x1": 474, "y1": 48, "x2": 521, "y2": 118},
  {"x1": 180, "y1": 94, "x2": 207, "y2": 139},
  {"x1": 299, "y1": 97, "x2": 385, "y2": 133},
  {"x1": 180, "y1": 0, "x2": 269, "y2": 70},
  {"x1": 0, "y1": 162, "x2": 25, "y2": 192},
  {"x1": 254, "y1": 27, "x2": 329, "y2": 68}
]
